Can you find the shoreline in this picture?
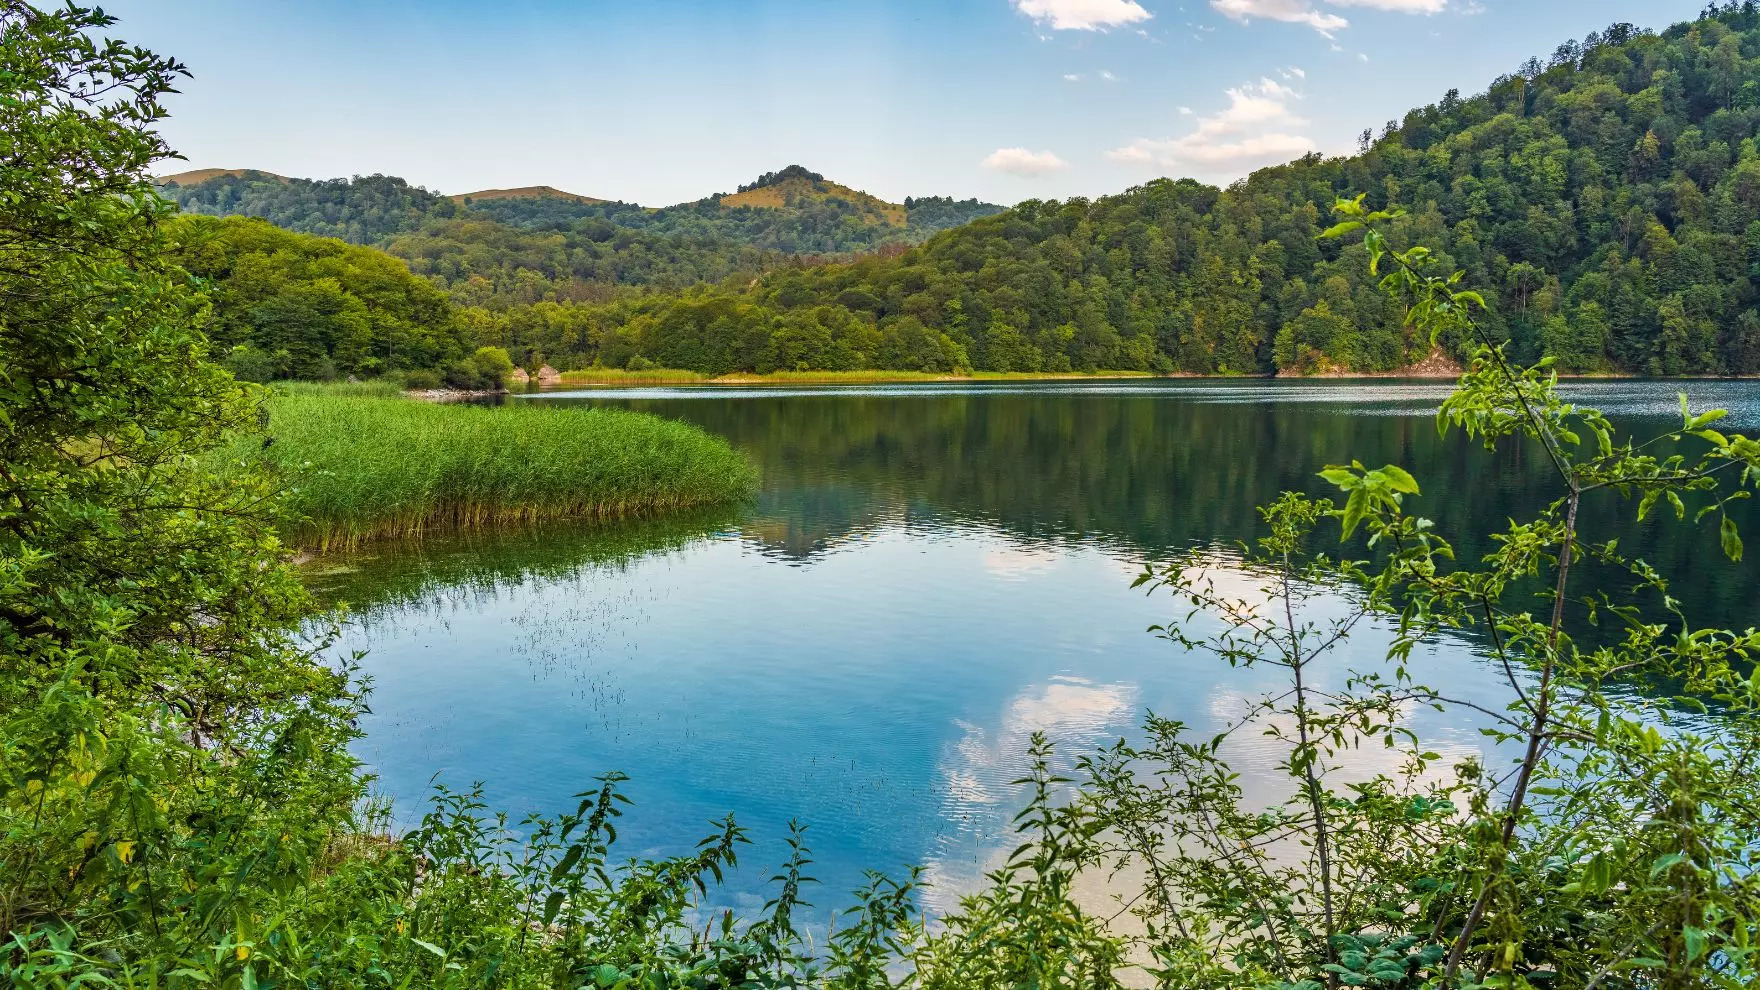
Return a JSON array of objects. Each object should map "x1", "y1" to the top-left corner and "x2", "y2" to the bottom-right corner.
[
  {"x1": 553, "y1": 369, "x2": 1165, "y2": 388},
  {"x1": 546, "y1": 367, "x2": 1760, "y2": 389}
]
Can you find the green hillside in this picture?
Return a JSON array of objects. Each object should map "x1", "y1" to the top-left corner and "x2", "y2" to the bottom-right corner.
[
  {"x1": 159, "y1": 170, "x2": 457, "y2": 243},
  {"x1": 158, "y1": 163, "x2": 1001, "y2": 255},
  {"x1": 520, "y1": 12, "x2": 1760, "y2": 377},
  {"x1": 160, "y1": 9, "x2": 1760, "y2": 379},
  {"x1": 167, "y1": 214, "x2": 475, "y2": 380}
]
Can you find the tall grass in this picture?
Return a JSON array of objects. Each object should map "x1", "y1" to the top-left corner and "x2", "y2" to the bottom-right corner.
[
  {"x1": 234, "y1": 394, "x2": 757, "y2": 550},
  {"x1": 273, "y1": 379, "x2": 409, "y2": 398}
]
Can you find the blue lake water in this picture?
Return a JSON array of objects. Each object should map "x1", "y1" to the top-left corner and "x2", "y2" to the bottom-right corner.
[{"x1": 312, "y1": 379, "x2": 1760, "y2": 919}]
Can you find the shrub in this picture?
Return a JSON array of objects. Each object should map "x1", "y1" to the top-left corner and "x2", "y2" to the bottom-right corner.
[
  {"x1": 222, "y1": 341, "x2": 280, "y2": 382},
  {"x1": 399, "y1": 367, "x2": 442, "y2": 390},
  {"x1": 471, "y1": 344, "x2": 513, "y2": 388}
]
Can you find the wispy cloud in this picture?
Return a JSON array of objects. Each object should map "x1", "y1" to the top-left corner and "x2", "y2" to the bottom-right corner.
[
  {"x1": 1210, "y1": 0, "x2": 1445, "y2": 37},
  {"x1": 982, "y1": 147, "x2": 1073, "y2": 176},
  {"x1": 1210, "y1": 0, "x2": 1348, "y2": 37},
  {"x1": 1329, "y1": 0, "x2": 1445, "y2": 10},
  {"x1": 1012, "y1": 0, "x2": 1153, "y2": 31},
  {"x1": 1108, "y1": 77, "x2": 1315, "y2": 175}
]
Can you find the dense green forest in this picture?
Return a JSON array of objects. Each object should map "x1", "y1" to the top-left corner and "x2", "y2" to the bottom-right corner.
[
  {"x1": 162, "y1": 7, "x2": 1760, "y2": 380},
  {"x1": 160, "y1": 170, "x2": 456, "y2": 242},
  {"x1": 169, "y1": 215, "x2": 473, "y2": 380},
  {"x1": 459, "y1": 166, "x2": 1002, "y2": 251},
  {"x1": 509, "y1": 10, "x2": 1760, "y2": 377},
  {"x1": 161, "y1": 164, "x2": 1000, "y2": 258},
  {"x1": 160, "y1": 166, "x2": 1000, "y2": 369}
]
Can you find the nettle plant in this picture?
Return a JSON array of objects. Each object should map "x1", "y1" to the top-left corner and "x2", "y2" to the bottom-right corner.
[{"x1": 1072, "y1": 198, "x2": 1760, "y2": 989}]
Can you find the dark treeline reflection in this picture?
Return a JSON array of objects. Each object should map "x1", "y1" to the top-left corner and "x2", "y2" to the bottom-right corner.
[
  {"x1": 542, "y1": 383, "x2": 1759, "y2": 633},
  {"x1": 304, "y1": 507, "x2": 741, "y2": 617}
]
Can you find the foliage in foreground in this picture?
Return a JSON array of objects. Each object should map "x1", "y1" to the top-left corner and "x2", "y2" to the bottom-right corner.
[
  {"x1": 229, "y1": 391, "x2": 758, "y2": 550},
  {"x1": 11, "y1": 3, "x2": 1760, "y2": 989}
]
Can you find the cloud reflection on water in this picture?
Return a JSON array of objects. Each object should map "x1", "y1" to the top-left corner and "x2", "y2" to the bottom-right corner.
[{"x1": 920, "y1": 673, "x2": 1139, "y2": 916}]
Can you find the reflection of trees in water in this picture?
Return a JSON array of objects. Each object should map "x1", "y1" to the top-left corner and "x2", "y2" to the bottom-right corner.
[
  {"x1": 588, "y1": 390, "x2": 1755, "y2": 632},
  {"x1": 311, "y1": 388, "x2": 1758, "y2": 632},
  {"x1": 303, "y1": 507, "x2": 741, "y2": 617}
]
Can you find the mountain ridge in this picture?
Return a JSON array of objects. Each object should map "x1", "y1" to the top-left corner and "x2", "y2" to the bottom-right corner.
[
  {"x1": 156, "y1": 165, "x2": 1002, "y2": 254},
  {"x1": 158, "y1": 167, "x2": 288, "y2": 186},
  {"x1": 451, "y1": 185, "x2": 606, "y2": 206},
  {"x1": 157, "y1": 164, "x2": 972, "y2": 217}
]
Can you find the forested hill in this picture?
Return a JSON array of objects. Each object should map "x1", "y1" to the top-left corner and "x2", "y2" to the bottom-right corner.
[
  {"x1": 158, "y1": 165, "x2": 1001, "y2": 255},
  {"x1": 159, "y1": 170, "x2": 458, "y2": 244},
  {"x1": 161, "y1": 7, "x2": 1760, "y2": 380},
  {"x1": 501, "y1": 6, "x2": 1760, "y2": 378}
]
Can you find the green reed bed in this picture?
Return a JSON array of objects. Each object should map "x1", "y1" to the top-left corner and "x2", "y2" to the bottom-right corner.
[{"x1": 240, "y1": 392, "x2": 757, "y2": 550}]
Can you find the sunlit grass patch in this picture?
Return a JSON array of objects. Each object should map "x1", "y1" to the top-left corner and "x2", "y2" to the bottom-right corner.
[{"x1": 231, "y1": 393, "x2": 756, "y2": 550}]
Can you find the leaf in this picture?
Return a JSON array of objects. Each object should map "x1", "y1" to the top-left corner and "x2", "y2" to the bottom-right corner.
[
  {"x1": 549, "y1": 843, "x2": 584, "y2": 882},
  {"x1": 1377, "y1": 464, "x2": 1420, "y2": 495},
  {"x1": 1650, "y1": 851, "x2": 1687, "y2": 877},
  {"x1": 1341, "y1": 490, "x2": 1369, "y2": 540},
  {"x1": 1320, "y1": 220, "x2": 1364, "y2": 239},
  {"x1": 411, "y1": 938, "x2": 447, "y2": 958},
  {"x1": 1685, "y1": 925, "x2": 1707, "y2": 961},
  {"x1": 1638, "y1": 489, "x2": 1660, "y2": 522},
  {"x1": 1723, "y1": 515, "x2": 1744, "y2": 562}
]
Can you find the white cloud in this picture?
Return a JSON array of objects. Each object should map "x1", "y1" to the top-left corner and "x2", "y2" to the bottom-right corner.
[
  {"x1": 1210, "y1": 0, "x2": 1443, "y2": 36},
  {"x1": 1329, "y1": 0, "x2": 1445, "y2": 10},
  {"x1": 1108, "y1": 77, "x2": 1316, "y2": 176},
  {"x1": 1063, "y1": 72, "x2": 1084, "y2": 81},
  {"x1": 1100, "y1": 69, "x2": 1118, "y2": 81},
  {"x1": 1211, "y1": 0, "x2": 1348, "y2": 36},
  {"x1": 1288, "y1": 65, "x2": 1306, "y2": 78},
  {"x1": 1358, "y1": 51, "x2": 1370, "y2": 61},
  {"x1": 1178, "y1": 105, "x2": 1195, "y2": 114},
  {"x1": 1012, "y1": 0, "x2": 1153, "y2": 31},
  {"x1": 982, "y1": 147, "x2": 1072, "y2": 177}
]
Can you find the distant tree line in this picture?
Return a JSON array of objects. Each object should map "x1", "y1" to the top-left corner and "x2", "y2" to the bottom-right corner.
[{"x1": 162, "y1": 166, "x2": 1003, "y2": 260}]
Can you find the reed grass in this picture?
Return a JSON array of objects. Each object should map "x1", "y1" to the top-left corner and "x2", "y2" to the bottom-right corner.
[
  {"x1": 238, "y1": 393, "x2": 757, "y2": 550},
  {"x1": 273, "y1": 379, "x2": 409, "y2": 398}
]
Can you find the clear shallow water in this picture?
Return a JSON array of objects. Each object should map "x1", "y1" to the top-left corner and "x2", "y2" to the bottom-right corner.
[{"x1": 314, "y1": 379, "x2": 1760, "y2": 919}]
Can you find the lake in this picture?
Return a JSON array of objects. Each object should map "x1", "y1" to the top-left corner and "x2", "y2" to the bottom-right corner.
[{"x1": 311, "y1": 379, "x2": 1760, "y2": 921}]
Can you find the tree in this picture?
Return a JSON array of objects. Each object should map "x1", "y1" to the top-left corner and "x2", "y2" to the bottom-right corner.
[{"x1": 1, "y1": 0, "x2": 357, "y2": 951}]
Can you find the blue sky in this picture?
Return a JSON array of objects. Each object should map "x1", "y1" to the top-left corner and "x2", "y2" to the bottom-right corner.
[{"x1": 110, "y1": 0, "x2": 1706, "y2": 206}]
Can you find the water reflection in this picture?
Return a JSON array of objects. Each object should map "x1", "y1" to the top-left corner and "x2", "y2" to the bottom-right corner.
[
  {"x1": 920, "y1": 675, "x2": 1139, "y2": 916},
  {"x1": 321, "y1": 379, "x2": 1760, "y2": 920}
]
